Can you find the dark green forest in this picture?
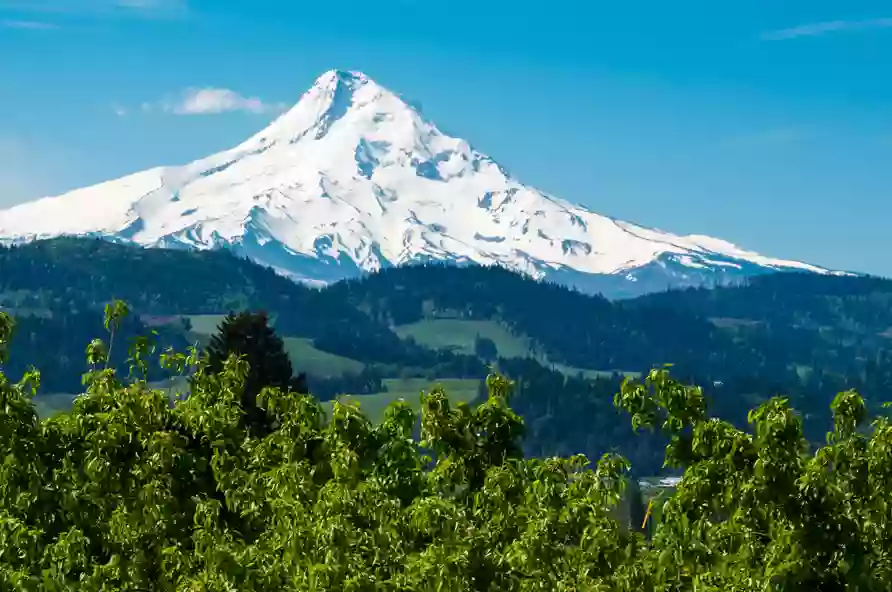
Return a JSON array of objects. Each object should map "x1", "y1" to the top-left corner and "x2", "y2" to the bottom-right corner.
[{"x1": 1, "y1": 237, "x2": 891, "y2": 477}]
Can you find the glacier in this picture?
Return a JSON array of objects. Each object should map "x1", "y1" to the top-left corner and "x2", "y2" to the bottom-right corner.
[{"x1": 0, "y1": 69, "x2": 839, "y2": 298}]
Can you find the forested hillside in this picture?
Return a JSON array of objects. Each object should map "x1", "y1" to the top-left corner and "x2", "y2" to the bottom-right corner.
[
  {"x1": 329, "y1": 263, "x2": 892, "y2": 433},
  {"x1": 1, "y1": 237, "x2": 890, "y2": 476},
  {"x1": 331, "y1": 263, "x2": 892, "y2": 383},
  {"x1": 0, "y1": 238, "x2": 488, "y2": 389}
]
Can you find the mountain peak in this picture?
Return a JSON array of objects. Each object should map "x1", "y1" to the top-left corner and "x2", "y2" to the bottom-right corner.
[
  {"x1": 314, "y1": 69, "x2": 373, "y2": 90},
  {"x1": 237, "y1": 69, "x2": 412, "y2": 151},
  {"x1": 0, "y1": 68, "x2": 839, "y2": 298}
]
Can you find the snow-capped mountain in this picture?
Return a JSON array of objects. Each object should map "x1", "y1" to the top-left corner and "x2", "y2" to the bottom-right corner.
[{"x1": 0, "y1": 70, "x2": 838, "y2": 297}]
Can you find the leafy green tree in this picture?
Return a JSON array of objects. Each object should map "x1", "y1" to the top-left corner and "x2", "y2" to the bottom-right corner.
[
  {"x1": 3, "y1": 301, "x2": 892, "y2": 590},
  {"x1": 0, "y1": 305, "x2": 645, "y2": 590},
  {"x1": 615, "y1": 366, "x2": 892, "y2": 590},
  {"x1": 102, "y1": 299, "x2": 130, "y2": 368}
]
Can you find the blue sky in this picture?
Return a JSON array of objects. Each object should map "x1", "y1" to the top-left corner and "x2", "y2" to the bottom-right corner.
[{"x1": 1, "y1": 0, "x2": 890, "y2": 276}]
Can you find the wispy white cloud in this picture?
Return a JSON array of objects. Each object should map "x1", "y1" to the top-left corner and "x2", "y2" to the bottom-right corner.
[
  {"x1": 0, "y1": 0, "x2": 188, "y2": 19},
  {"x1": 116, "y1": 88, "x2": 287, "y2": 117},
  {"x1": 161, "y1": 88, "x2": 287, "y2": 116},
  {"x1": 1, "y1": 18, "x2": 59, "y2": 29},
  {"x1": 116, "y1": 0, "x2": 174, "y2": 7},
  {"x1": 111, "y1": 0, "x2": 187, "y2": 17},
  {"x1": 762, "y1": 18, "x2": 892, "y2": 40}
]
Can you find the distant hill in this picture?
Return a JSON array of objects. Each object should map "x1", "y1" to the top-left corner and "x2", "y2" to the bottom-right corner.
[
  {"x1": 0, "y1": 237, "x2": 489, "y2": 394},
  {"x1": 329, "y1": 263, "x2": 892, "y2": 384},
  {"x1": 1, "y1": 237, "x2": 890, "y2": 476}
]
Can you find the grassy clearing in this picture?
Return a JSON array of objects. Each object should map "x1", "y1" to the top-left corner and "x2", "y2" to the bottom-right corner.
[
  {"x1": 549, "y1": 363, "x2": 641, "y2": 380},
  {"x1": 181, "y1": 315, "x2": 365, "y2": 378},
  {"x1": 184, "y1": 314, "x2": 229, "y2": 336},
  {"x1": 794, "y1": 364, "x2": 814, "y2": 382},
  {"x1": 394, "y1": 319, "x2": 535, "y2": 359},
  {"x1": 331, "y1": 377, "x2": 481, "y2": 424},
  {"x1": 35, "y1": 376, "x2": 481, "y2": 426},
  {"x1": 708, "y1": 317, "x2": 762, "y2": 329},
  {"x1": 283, "y1": 337, "x2": 365, "y2": 377},
  {"x1": 395, "y1": 319, "x2": 640, "y2": 379},
  {"x1": 381, "y1": 377, "x2": 480, "y2": 401},
  {"x1": 33, "y1": 376, "x2": 192, "y2": 418}
]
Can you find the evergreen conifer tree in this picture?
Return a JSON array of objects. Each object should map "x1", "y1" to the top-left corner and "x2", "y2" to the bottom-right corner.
[{"x1": 205, "y1": 310, "x2": 307, "y2": 435}]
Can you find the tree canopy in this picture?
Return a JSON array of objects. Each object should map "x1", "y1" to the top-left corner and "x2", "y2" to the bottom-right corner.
[{"x1": 2, "y1": 302, "x2": 892, "y2": 590}]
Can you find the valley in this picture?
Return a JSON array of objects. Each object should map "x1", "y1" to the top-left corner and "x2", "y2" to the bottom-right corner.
[
  {"x1": 29, "y1": 298, "x2": 618, "y2": 423},
  {"x1": 2, "y1": 237, "x2": 890, "y2": 479}
]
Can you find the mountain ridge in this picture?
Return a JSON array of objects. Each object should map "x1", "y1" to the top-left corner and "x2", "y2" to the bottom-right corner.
[{"x1": 0, "y1": 69, "x2": 842, "y2": 297}]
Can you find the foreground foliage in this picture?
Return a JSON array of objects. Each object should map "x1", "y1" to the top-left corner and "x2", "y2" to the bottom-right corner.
[{"x1": 1, "y1": 305, "x2": 892, "y2": 590}]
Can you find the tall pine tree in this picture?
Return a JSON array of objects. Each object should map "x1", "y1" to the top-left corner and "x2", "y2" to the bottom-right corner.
[{"x1": 205, "y1": 310, "x2": 308, "y2": 435}]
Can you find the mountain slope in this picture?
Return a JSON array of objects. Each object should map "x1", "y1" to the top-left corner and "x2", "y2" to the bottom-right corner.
[{"x1": 0, "y1": 69, "x2": 838, "y2": 296}]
